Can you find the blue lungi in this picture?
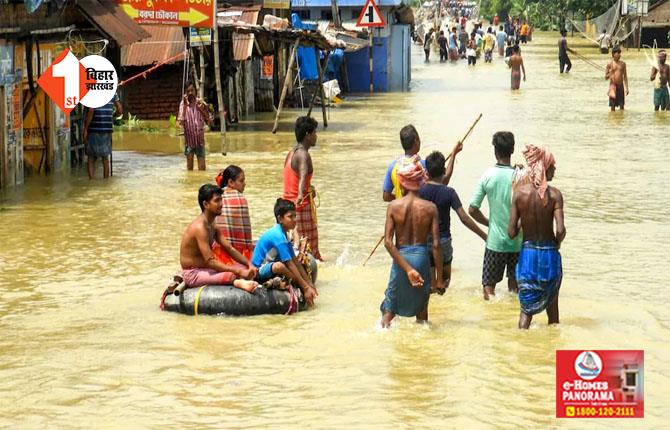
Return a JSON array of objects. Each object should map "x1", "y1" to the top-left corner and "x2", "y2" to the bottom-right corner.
[
  {"x1": 516, "y1": 241, "x2": 562, "y2": 315},
  {"x1": 380, "y1": 244, "x2": 431, "y2": 317}
]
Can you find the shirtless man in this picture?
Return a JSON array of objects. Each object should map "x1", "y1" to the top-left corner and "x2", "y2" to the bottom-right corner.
[
  {"x1": 180, "y1": 184, "x2": 259, "y2": 292},
  {"x1": 380, "y1": 160, "x2": 442, "y2": 328},
  {"x1": 650, "y1": 50, "x2": 670, "y2": 111},
  {"x1": 605, "y1": 46, "x2": 629, "y2": 111},
  {"x1": 508, "y1": 145, "x2": 566, "y2": 329},
  {"x1": 509, "y1": 45, "x2": 526, "y2": 90}
]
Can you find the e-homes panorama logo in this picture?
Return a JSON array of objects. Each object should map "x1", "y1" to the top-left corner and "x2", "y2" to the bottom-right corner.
[{"x1": 37, "y1": 48, "x2": 118, "y2": 114}]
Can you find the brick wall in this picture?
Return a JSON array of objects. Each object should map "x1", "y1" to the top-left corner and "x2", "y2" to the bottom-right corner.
[{"x1": 121, "y1": 65, "x2": 182, "y2": 120}]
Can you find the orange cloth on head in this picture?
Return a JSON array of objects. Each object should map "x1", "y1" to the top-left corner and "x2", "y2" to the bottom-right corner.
[
  {"x1": 396, "y1": 155, "x2": 428, "y2": 192},
  {"x1": 522, "y1": 144, "x2": 555, "y2": 201}
]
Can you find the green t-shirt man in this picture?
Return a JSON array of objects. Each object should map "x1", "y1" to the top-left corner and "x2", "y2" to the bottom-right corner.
[{"x1": 470, "y1": 164, "x2": 522, "y2": 253}]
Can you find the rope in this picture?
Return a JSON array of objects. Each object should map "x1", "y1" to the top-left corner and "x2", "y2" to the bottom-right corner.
[
  {"x1": 285, "y1": 284, "x2": 300, "y2": 315},
  {"x1": 159, "y1": 288, "x2": 169, "y2": 311},
  {"x1": 118, "y1": 50, "x2": 187, "y2": 87},
  {"x1": 193, "y1": 285, "x2": 206, "y2": 316},
  {"x1": 308, "y1": 186, "x2": 318, "y2": 226}
]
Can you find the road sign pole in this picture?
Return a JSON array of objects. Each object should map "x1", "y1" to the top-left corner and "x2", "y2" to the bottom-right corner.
[{"x1": 369, "y1": 28, "x2": 374, "y2": 94}]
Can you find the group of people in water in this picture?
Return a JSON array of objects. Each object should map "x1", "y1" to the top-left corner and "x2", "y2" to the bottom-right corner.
[
  {"x1": 178, "y1": 116, "x2": 322, "y2": 307},
  {"x1": 422, "y1": 18, "x2": 528, "y2": 90},
  {"x1": 379, "y1": 126, "x2": 564, "y2": 329},
  {"x1": 175, "y1": 113, "x2": 565, "y2": 329}
]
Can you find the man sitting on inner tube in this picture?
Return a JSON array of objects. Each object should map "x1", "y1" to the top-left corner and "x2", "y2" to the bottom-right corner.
[
  {"x1": 180, "y1": 184, "x2": 260, "y2": 293},
  {"x1": 251, "y1": 198, "x2": 318, "y2": 307}
]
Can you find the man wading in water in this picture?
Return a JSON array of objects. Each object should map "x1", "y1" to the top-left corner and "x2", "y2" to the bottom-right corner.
[
  {"x1": 509, "y1": 45, "x2": 526, "y2": 90},
  {"x1": 469, "y1": 132, "x2": 522, "y2": 300},
  {"x1": 180, "y1": 184, "x2": 259, "y2": 292},
  {"x1": 380, "y1": 160, "x2": 442, "y2": 328},
  {"x1": 508, "y1": 145, "x2": 565, "y2": 329},
  {"x1": 382, "y1": 125, "x2": 460, "y2": 202},
  {"x1": 605, "y1": 46, "x2": 629, "y2": 111},
  {"x1": 650, "y1": 50, "x2": 670, "y2": 111}
]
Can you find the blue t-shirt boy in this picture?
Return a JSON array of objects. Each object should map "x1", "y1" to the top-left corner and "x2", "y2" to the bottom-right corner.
[{"x1": 251, "y1": 223, "x2": 295, "y2": 282}]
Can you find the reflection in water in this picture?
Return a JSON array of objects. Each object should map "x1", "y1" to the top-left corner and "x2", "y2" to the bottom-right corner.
[{"x1": 1, "y1": 33, "x2": 669, "y2": 427}]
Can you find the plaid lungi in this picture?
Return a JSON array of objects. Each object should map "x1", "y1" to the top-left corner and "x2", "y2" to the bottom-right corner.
[{"x1": 295, "y1": 200, "x2": 321, "y2": 260}]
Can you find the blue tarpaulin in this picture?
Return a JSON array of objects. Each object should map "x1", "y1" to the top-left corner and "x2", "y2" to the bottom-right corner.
[
  {"x1": 292, "y1": 14, "x2": 319, "y2": 80},
  {"x1": 324, "y1": 48, "x2": 344, "y2": 82},
  {"x1": 25, "y1": 0, "x2": 44, "y2": 13}
]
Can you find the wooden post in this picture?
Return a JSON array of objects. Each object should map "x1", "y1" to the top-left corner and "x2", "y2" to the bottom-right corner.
[
  {"x1": 199, "y1": 46, "x2": 205, "y2": 100},
  {"x1": 331, "y1": 0, "x2": 342, "y2": 29},
  {"x1": 213, "y1": 24, "x2": 227, "y2": 155},
  {"x1": 317, "y1": 51, "x2": 330, "y2": 127},
  {"x1": 272, "y1": 38, "x2": 300, "y2": 134},
  {"x1": 307, "y1": 49, "x2": 330, "y2": 118}
]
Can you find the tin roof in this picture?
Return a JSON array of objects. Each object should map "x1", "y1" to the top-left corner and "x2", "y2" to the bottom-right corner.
[
  {"x1": 218, "y1": 6, "x2": 261, "y2": 61},
  {"x1": 76, "y1": 0, "x2": 150, "y2": 47},
  {"x1": 122, "y1": 25, "x2": 185, "y2": 67}
]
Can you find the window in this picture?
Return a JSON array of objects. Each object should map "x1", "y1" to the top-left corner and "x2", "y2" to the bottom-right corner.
[
  {"x1": 351, "y1": 10, "x2": 359, "y2": 20},
  {"x1": 296, "y1": 10, "x2": 310, "y2": 20},
  {"x1": 320, "y1": 10, "x2": 332, "y2": 20},
  {"x1": 625, "y1": 372, "x2": 637, "y2": 387}
]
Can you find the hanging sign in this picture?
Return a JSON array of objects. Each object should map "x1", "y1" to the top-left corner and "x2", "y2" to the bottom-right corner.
[
  {"x1": 263, "y1": 0, "x2": 290, "y2": 9},
  {"x1": 189, "y1": 28, "x2": 211, "y2": 47},
  {"x1": 356, "y1": 0, "x2": 385, "y2": 28},
  {"x1": 117, "y1": 0, "x2": 215, "y2": 28}
]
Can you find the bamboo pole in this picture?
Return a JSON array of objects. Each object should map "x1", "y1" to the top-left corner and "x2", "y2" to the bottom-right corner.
[
  {"x1": 363, "y1": 235, "x2": 385, "y2": 266},
  {"x1": 307, "y1": 49, "x2": 331, "y2": 119},
  {"x1": 213, "y1": 24, "x2": 227, "y2": 155},
  {"x1": 199, "y1": 46, "x2": 205, "y2": 100},
  {"x1": 444, "y1": 113, "x2": 482, "y2": 162},
  {"x1": 316, "y1": 50, "x2": 330, "y2": 127},
  {"x1": 272, "y1": 38, "x2": 300, "y2": 134}
]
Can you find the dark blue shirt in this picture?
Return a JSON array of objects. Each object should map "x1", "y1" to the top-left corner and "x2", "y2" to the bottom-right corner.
[{"x1": 418, "y1": 182, "x2": 462, "y2": 238}]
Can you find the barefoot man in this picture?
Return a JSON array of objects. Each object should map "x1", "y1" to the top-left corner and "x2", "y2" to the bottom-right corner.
[
  {"x1": 380, "y1": 159, "x2": 443, "y2": 328},
  {"x1": 509, "y1": 45, "x2": 526, "y2": 90},
  {"x1": 605, "y1": 46, "x2": 629, "y2": 111},
  {"x1": 508, "y1": 145, "x2": 565, "y2": 329},
  {"x1": 651, "y1": 50, "x2": 670, "y2": 111},
  {"x1": 180, "y1": 184, "x2": 259, "y2": 292}
]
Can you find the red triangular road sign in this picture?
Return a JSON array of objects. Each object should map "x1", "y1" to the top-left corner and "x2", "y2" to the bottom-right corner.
[{"x1": 356, "y1": 0, "x2": 385, "y2": 28}]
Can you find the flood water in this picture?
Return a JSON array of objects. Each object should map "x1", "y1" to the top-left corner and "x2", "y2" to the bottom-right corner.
[{"x1": 1, "y1": 33, "x2": 669, "y2": 428}]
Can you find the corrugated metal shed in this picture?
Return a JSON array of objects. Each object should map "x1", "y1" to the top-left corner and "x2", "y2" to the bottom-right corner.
[
  {"x1": 122, "y1": 25, "x2": 185, "y2": 67},
  {"x1": 219, "y1": 6, "x2": 261, "y2": 61},
  {"x1": 76, "y1": 0, "x2": 150, "y2": 47},
  {"x1": 643, "y1": 0, "x2": 670, "y2": 28}
]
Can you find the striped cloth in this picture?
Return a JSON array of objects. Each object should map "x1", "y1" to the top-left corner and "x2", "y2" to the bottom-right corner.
[
  {"x1": 87, "y1": 94, "x2": 118, "y2": 133},
  {"x1": 296, "y1": 200, "x2": 321, "y2": 261},
  {"x1": 178, "y1": 98, "x2": 211, "y2": 148},
  {"x1": 213, "y1": 189, "x2": 254, "y2": 264}
]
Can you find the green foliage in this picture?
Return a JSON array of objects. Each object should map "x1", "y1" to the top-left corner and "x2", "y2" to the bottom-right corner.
[{"x1": 168, "y1": 114, "x2": 177, "y2": 128}]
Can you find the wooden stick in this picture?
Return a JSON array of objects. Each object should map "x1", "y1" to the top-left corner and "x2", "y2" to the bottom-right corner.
[
  {"x1": 317, "y1": 51, "x2": 330, "y2": 128},
  {"x1": 572, "y1": 50, "x2": 605, "y2": 71},
  {"x1": 272, "y1": 38, "x2": 301, "y2": 134},
  {"x1": 445, "y1": 113, "x2": 482, "y2": 162},
  {"x1": 363, "y1": 235, "x2": 384, "y2": 266},
  {"x1": 213, "y1": 24, "x2": 227, "y2": 155}
]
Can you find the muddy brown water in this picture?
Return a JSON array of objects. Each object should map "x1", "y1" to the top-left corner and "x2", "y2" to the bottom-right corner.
[{"x1": 1, "y1": 33, "x2": 669, "y2": 427}]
